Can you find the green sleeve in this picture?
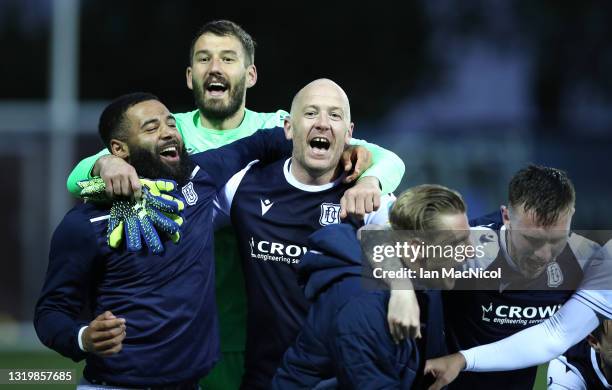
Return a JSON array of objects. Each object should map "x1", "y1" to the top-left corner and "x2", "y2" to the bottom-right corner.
[
  {"x1": 66, "y1": 148, "x2": 110, "y2": 197},
  {"x1": 348, "y1": 137, "x2": 405, "y2": 194}
]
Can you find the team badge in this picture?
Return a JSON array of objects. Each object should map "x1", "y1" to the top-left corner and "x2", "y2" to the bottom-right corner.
[
  {"x1": 546, "y1": 261, "x2": 563, "y2": 288},
  {"x1": 181, "y1": 182, "x2": 198, "y2": 206},
  {"x1": 319, "y1": 203, "x2": 341, "y2": 226}
]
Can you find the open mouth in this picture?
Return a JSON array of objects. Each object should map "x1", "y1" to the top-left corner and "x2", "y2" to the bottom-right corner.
[
  {"x1": 205, "y1": 81, "x2": 229, "y2": 97},
  {"x1": 159, "y1": 145, "x2": 179, "y2": 162},
  {"x1": 309, "y1": 137, "x2": 331, "y2": 151}
]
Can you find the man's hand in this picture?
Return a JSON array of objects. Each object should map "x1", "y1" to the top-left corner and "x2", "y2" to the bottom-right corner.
[
  {"x1": 340, "y1": 176, "x2": 381, "y2": 219},
  {"x1": 94, "y1": 155, "x2": 142, "y2": 199},
  {"x1": 388, "y1": 289, "x2": 421, "y2": 343},
  {"x1": 424, "y1": 352, "x2": 466, "y2": 390},
  {"x1": 81, "y1": 311, "x2": 126, "y2": 357},
  {"x1": 341, "y1": 145, "x2": 372, "y2": 183}
]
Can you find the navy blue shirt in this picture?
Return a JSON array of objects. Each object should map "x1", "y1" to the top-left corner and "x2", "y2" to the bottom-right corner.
[
  {"x1": 219, "y1": 158, "x2": 391, "y2": 389},
  {"x1": 549, "y1": 340, "x2": 611, "y2": 390},
  {"x1": 444, "y1": 211, "x2": 600, "y2": 390},
  {"x1": 34, "y1": 128, "x2": 291, "y2": 387}
]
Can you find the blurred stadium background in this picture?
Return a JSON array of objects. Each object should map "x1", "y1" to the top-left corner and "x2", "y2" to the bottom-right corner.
[{"x1": 1, "y1": 0, "x2": 612, "y2": 388}]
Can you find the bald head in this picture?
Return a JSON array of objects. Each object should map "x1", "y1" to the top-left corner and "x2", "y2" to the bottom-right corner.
[
  {"x1": 290, "y1": 78, "x2": 351, "y2": 122},
  {"x1": 283, "y1": 78, "x2": 354, "y2": 185}
]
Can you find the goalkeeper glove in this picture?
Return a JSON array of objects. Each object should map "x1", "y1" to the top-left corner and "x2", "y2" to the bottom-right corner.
[
  {"x1": 77, "y1": 177, "x2": 108, "y2": 203},
  {"x1": 78, "y1": 177, "x2": 185, "y2": 253}
]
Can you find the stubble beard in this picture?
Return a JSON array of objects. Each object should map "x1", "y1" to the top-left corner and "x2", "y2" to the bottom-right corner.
[{"x1": 193, "y1": 73, "x2": 246, "y2": 122}]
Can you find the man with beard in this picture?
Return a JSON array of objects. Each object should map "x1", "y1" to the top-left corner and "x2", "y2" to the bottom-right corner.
[
  {"x1": 64, "y1": 20, "x2": 407, "y2": 389},
  {"x1": 34, "y1": 92, "x2": 294, "y2": 389}
]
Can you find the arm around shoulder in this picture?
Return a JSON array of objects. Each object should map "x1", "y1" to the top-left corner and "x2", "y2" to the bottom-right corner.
[
  {"x1": 191, "y1": 127, "x2": 292, "y2": 189},
  {"x1": 349, "y1": 137, "x2": 405, "y2": 194},
  {"x1": 66, "y1": 148, "x2": 110, "y2": 196}
]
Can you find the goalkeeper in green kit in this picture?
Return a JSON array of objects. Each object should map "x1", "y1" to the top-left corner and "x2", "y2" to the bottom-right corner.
[{"x1": 66, "y1": 20, "x2": 406, "y2": 389}]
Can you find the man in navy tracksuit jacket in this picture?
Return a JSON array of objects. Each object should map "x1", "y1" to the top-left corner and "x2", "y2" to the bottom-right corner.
[
  {"x1": 34, "y1": 93, "x2": 291, "y2": 389},
  {"x1": 272, "y1": 184, "x2": 469, "y2": 389}
]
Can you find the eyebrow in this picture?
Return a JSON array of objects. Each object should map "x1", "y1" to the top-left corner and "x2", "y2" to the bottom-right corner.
[
  {"x1": 520, "y1": 231, "x2": 566, "y2": 241},
  {"x1": 303, "y1": 104, "x2": 345, "y2": 112},
  {"x1": 141, "y1": 115, "x2": 174, "y2": 129},
  {"x1": 194, "y1": 49, "x2": 239, "y2": 57},
  {"x1": 141, "y1": 118, "x2": 159, "y2": 128}
]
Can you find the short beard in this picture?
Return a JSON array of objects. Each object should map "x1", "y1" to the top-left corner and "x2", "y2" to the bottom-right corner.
[
  {"x1": 129, "y1": 146, "x2": 193, "y2": 187},
  {"x1": 193, "y1": 73, "x2": 246, "y2": 122}
]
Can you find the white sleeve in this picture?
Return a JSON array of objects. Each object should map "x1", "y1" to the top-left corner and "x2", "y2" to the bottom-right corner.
[
  {"x1": 77, "y1": 326, "x2": 88, "y2": 352},
  {"x1": 546, "y1": 356, "x2": 587, "y2": 390},
  {"x1": 363, "y1": 193, "x2": 395, "y2": 225},
  {"x1": 577, "y1": 239, "x2": 612, "y2": 291},
  {"x1": 460, "y1": 296, "x2": 600, "y2": 372},
  {"x1": 212, "y1": 160, "x2": 257, "y2": 230}
]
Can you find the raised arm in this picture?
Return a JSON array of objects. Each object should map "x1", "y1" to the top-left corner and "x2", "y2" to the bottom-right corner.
[
  {"x1": 349, "y1": 137, "x2": 405, "y2": 194},
  {"x1": 190, "y1": 127, "x2": 292, "y2": 190},
  {"x1": 66, "y1": 149, "x2": 110, "y2": 196},
  {"x1": 358, "y1": 223, "x2": 421, "y2": 344}
]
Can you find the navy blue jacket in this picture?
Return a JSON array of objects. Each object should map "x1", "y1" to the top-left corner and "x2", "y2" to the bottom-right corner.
[
  {"x1": 34, "y1": 128, "x2": 291, "y2": 387},
  {"x1": 272, "y1": 224, "x2": 446, "y2": 389}
]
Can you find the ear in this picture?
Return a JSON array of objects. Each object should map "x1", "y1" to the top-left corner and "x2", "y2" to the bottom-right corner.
[
  {"x1": 501, "y1": 205, "x2": 510, "y2": 227},
  {"x1": 283, "y1": 117, "x2": 293, "y2": 141},
  {"x1": 246, "y1": 64, "x2": 257, "y2": 89},
  {"x1": 345, "y1": 122, "x2": 354, "y2": 143},
  {"x1": 110, "y1": 139, "x2": 129, "y2": 159},
  {"x1": 587, "y1": 334, "x2": 601, "y2": 352},
  {"x1": 186, "y1": 66, "x2": 194, "y2": 90}
]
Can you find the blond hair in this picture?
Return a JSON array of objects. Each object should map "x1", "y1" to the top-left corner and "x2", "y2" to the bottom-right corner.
[{"x1": 390, "y1": 184, "x2": 466, "y2": 231}]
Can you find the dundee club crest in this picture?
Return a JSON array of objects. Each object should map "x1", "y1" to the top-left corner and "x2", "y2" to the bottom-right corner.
[
  {"x1": 181, "y1": 182, "x2": 198, "y2": 206},
  {"x1": 546, "y1": 261, "x2": 563, "y2": 288},
  {"x1": 319, "y1": 203, "x2": 341, "y2": 226}
]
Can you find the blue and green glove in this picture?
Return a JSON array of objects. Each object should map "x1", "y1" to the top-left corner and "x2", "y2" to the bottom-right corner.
[{"x1": 78, "y1": 177, "x2": 185, "y2": 254}]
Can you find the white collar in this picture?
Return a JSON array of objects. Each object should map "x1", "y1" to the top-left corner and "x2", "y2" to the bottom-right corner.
[
  {"x1": 499, "y1": 224, "x2": 521, "y2": 272},
  {"x1": 283, "y1": 158, "x2": 344, "y2": 192},
  {"x1": 591, "y1": 347, "x2": 612, "y2": 388}
]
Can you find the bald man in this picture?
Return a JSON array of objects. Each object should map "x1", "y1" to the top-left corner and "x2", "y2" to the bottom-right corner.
[
  {"x1": 215, "y1": 78, "x2": 398, "y2": 389},
  {"x1": 286, "y1": 78, "x2": 354, "y2": 185}
]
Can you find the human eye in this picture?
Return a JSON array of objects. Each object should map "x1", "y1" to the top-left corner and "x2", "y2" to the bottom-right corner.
[
  {"x1": 223, "y1": 56, "x2": 236, "y2": 63},
  {"x1": 524, "y1": 236, "x2": 543, "y2": 246},
  {"x1": 330, "y1": 111, "x2": 343, "y2": 120},
  {"x1": 304, "y1": 110, "x2": 317, "y2": 118}
]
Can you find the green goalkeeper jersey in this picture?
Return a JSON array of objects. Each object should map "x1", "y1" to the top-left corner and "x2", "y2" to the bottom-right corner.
[{"x1": 66, "y1": 107, "x2": 405, "y2": 352}]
